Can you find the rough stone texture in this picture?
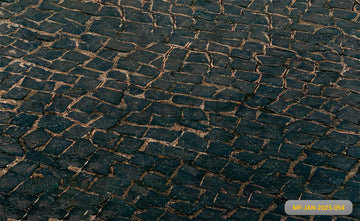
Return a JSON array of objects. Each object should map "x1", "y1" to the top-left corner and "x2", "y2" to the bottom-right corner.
[{"x1": 0, "y1": 0, "x2": 359, "y2": 220}]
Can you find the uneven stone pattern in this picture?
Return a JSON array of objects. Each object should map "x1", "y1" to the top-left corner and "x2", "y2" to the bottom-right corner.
[{"x1": 0, "y1": 0, "x2": 359, "y2": 220}]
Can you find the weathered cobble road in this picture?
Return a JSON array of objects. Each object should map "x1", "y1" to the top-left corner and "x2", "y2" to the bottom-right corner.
[{"x1": 0, "y1": 0, "x2": 359, "y2": 220}]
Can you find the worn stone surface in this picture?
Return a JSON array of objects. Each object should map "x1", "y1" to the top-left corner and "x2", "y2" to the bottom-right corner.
[{"x1": 0, "y1": 0, "x2": 360, "y2": 220}]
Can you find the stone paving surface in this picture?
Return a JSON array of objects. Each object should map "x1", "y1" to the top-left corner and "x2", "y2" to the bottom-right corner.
[{"x1": 0, "y1": 0, "x2": 360, "y2": 220}]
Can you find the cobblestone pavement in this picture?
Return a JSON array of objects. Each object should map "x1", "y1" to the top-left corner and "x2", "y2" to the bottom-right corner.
[{"x1": 0, "y1": 0, "x2": 359, "y2": 220}]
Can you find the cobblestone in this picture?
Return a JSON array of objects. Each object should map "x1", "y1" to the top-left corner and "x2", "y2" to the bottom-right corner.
[{"x1": 0, "y1": 0, "x2": 359, "y2": 220}]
